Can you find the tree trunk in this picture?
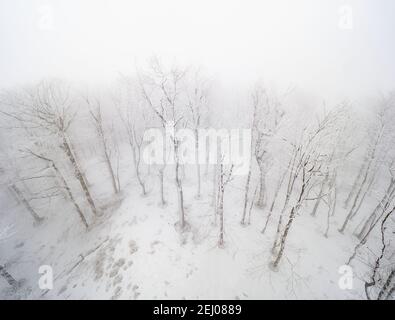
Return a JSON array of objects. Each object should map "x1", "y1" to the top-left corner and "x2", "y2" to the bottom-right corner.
[
  {"x1": 0, "y1": 265, "x2": 18, "y2": 289},
  {"x1": 378, "y1": 270, "x2": 395, "y2": 300},
  {"x1": 272, "y1": 150, "x2": 299, "y2": 252},
  {"x1": 347, "y1": 204, "x2": 394, "y2": 265},
  {"x1": 176, "y1": 163, "x2": 186, "y2": 229},
  {"x1": 90, "y1": 106, "x2": 119, "y2": 194},
  {"x1": 350, "y1": 174, "x2": 375, "y2": 220},
  {"x1": 204, "y1": 145, "x2": 209, "y2": 177},
  {"x1": 330, "y1": 179, "x2": 337, "y2": 216},
  {"x1": 385, "y1": 284, "x2": 395, "y2": 300},
  {"x1": 272, "y1": 191, "x2": 292, "y2": 254},
  {"x1": 339, "y1": 168, "x2": 373, "y2": 233},
  {"x1": 272, "y1": 167, "x2": 307, "y2": 268},
  {"x1": 174, "y1": 141, "x2": 186, "y2": 230},
  {"x1": 104, "y1": 148, "x2": 119, "y2": 194},
  {"x1": 344, "y1": 163, "x2": 365, "y2": 208},
  {"x1": 323, "y1": 173, "x2": 337, "y2": 237},
  {"x1": 310, "y1": 177, "x2": 327, "y2": 217},
  {"x1": 10, "y1": 184, "x2": 43, "y2": 224},
  {"x1": 272, "y1": 205, "x2": 298, "y2": 268},
  {"x1": 62, "y1": 135, "x2": 97, "y2": 216},
  {"x1": 132, "y1": 147, "x2": 147, "y2": 196},
  {"x1": 262, "y1": 169, "x2": 286, "y2": 234},
  {"x1": 211, "y1": 164, "x2": 217, "y2": 208},
  {"x1": 130, "y1": 142, "x2": 146, "y2": 196},
  {"x1": 357, "y1": 179, "x2": 395, "y2": 240},
  {"x1": 272, "y1": 210, "x2": 284, "y2": 254},
  {"x1": 218, "y1": 188, "x2": 224, "y2": 247},
  {"x1": 195, "y1": 128, "x2": 201, "y2": 199},
  {"x1": 51, "y1": 162, "x2": 89, "y2": 229},
  {"x1": 241, "y1": 168, "x2": 252, "y2": 225},
  {"x1": 158, "y1": 166, "x2": 166, "y2": 206},
  {"x1": 218, "y1": 165, "x2": 225, "y2": 247},
  {"x1": 256, "y1": 165, "x2": 266, "y2": 208},
  {"x1": 342, "y1": 130, "x2": 381, "y2": 229},
  {"x1": 247, "y1": 185, "x2": 258, "y2": 225}
]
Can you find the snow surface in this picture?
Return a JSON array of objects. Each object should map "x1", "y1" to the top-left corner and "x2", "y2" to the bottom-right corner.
[{"x1": 0, "y1": 146, "x2": 380, "y2": 300}]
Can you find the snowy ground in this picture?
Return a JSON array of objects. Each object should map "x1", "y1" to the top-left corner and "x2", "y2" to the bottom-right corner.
[{"x1": 0, "y1": 151, "x2": 377, "y2": 300}]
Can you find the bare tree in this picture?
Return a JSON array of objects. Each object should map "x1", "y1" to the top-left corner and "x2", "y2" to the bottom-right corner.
[
  {"x1": 271, "y1": 148, "x2": 321, "y2": 269},
  {"x1": 212, "y1": 163, "x2": 218, "y2": 209},
  {"x1": 241, "y1": 168, "x2": 253, "y2": 225},
  {"x1": 86, "y1": 96, "x2": 120, "y2": 194},
  {"x1": 310, "y1": 114, "x2": 351, "y2": 235},
  {"x1": 261, "y1": 162, "x2": 288, "y2": 234},
  {"x1": 217, "y1": 161, "x2": 234, "y2": 247},
  {"x1": 25, "y1": 149, "x2": 89, "y2": 229},
  {"x1": 0, "y1": 81, "x2": 98, "y2": 217},
  {"x1": 254, "y1": 88, "x2": 284, "y2": 208},
  {"x1": 339, "y1": 109, "x2": 388, "y2": 233},
  {"x1": 270, "y1": 109, "x2": 341, "y2": 269},
  {"x1": 138, "y1": 57, "x2": 188, "y2": 229},
  {"x1": 115, "y1": 77, "x2": 151, "y2": 197},
  {"x1": 363, "y1": 204, "x2": 394, "y2": 300},
  {"x1": 242, "y1": 86, "x2": 284, "y2": 225},
  {"x1": 0, "y1": 225, "x2": 19, "y2": 290},
  {"x1": 356, "y1": 163, "x2": 395, "y2": 240},
  {"x1": 0, "y1": 265, "x2": 19, "y2": 290},
  {"x1": 271, "y1": 143, "x2": 302, "y2": 254},
  {"x1": 241, "y1": 89, "x2": 258, "y2": 225},
  {"x1": 344, "y1": 162, "x2": 366, "y2": 208},
  {"x1": 347, "y1": 169, "x2": 395, "y2": 265},
  {"x1": 378, "y1": 269, "x2": 395, "y2": 300},
  {"x1": 247, "y1": 184, "x2": 259, "y2": 225},
  {"x1": 323, "y1": 171, "x2": 337, "y2": 237},
  {"x1": 186, "y1": 70, "x2": 209, "y2": 199},
  {"x1": 10, "y1": 183, "x2": 44, "y2": 225},
  {"x1": 122, "y1": 110, "x2": 147, "y2": 196}
]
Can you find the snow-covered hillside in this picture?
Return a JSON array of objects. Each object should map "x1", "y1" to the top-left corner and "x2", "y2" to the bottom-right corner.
[
  {"x1": 0, "y1": 165, "x2": 368, "y2": 299},
  {"x1": 0, "y1": 126, "x2": 393, "y2": 299}
]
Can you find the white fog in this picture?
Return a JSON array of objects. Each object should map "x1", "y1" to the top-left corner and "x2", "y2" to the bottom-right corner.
[{"x1": 0, "y1": 0, "x2": 394, "y2": 300}]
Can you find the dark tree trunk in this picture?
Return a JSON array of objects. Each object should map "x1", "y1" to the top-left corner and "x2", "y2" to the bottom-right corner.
[
  {"x1": 10, "y1": 184, "x2": 43, "y2": 224},
  {"x1": 241, "y1": 169, "x2": 252, "y2": 225},
  {"x1": 344, "y1": 163, "x2": 365, "y2": 208},
  {"x1": 51, "y1": 162, "x2": 89, "y2": 229},
  {"x1": 0, "y1": 265, "x2": 18, "y2": 289},
  {"x1": 62, "y1": 135, "x2": 97, "y2": 216}
]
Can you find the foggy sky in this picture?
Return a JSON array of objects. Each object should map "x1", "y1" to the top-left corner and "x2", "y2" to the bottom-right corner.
[{"x1": 1, "y1": 0, "x2": 394, "y2": 102}]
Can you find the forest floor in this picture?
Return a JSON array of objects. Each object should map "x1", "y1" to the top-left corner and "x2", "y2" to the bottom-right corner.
[{"x1": 0, "y1": 154, "x2": 374, "y2": 299}]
